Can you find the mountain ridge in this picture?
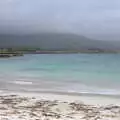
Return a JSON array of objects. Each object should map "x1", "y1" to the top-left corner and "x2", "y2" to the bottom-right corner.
[{"x1": 0, "y1": 33, "x2": 119, "y2": 50}]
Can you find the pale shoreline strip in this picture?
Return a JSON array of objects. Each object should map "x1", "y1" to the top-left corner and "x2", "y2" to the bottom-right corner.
[{"x1": 1, "y1": 90, "x2": 120, "y2": 106}]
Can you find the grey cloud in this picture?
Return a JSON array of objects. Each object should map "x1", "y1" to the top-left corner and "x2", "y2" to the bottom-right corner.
[{"x1": 0, "y1": 0, "x2": 120, "y2": 40}]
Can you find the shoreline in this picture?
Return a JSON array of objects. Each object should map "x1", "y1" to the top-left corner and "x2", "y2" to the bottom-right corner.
[
  {"x1": 1, "y1": 90, "x2": 120, "y2": 106},
  {"x1": 1, "y1": 85, "x2": 120, "y2": 99}
]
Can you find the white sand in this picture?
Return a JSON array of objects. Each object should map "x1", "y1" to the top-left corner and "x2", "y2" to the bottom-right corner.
[{"x1": 0, "y1": 91, "x2": 120, "y2": 120}]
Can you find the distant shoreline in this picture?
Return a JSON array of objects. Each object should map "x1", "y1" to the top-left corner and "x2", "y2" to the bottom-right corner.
[
  {"x1": 0, "y1": 48, "x2": 119, "y2": 58},
  {"x1": 24, "y1": 50, "x2": 118, "y2": 54},
  {"x1": 0, "y1": 52, "x2": 118, "y2": 58}
]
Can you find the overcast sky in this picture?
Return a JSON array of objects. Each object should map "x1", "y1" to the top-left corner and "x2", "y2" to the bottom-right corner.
[{"x1": 0, "y1": 0, "x2": 120, "y2": 40}]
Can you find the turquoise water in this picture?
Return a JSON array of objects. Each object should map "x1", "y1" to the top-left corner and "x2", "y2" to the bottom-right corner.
[{"x1": 0, "y1": 54, "x2": 120, "y2": 95}]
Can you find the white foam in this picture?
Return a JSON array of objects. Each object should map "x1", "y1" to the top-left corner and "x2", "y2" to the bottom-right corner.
[{"x1": 13, "y1": 81, "x2": 33, "y2": 85}]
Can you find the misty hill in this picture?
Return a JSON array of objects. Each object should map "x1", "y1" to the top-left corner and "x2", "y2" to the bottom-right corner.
[{"x1": 0, "y1": 33, "x2": 119, "y2": 50}]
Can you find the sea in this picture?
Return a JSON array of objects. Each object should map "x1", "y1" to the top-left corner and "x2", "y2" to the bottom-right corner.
[{"x1": 0, "y1": 54, "x2": 120, "y2": 96}]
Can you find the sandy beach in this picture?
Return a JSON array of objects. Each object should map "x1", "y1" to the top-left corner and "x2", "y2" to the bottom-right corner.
[{"x1": 0, "y1": 91, "x2": 120, "y2": 120}]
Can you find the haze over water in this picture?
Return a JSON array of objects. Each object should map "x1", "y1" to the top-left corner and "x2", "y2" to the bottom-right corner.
[{"x1": 0, "y1": 54, "x2": 120, "y2": 95}]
